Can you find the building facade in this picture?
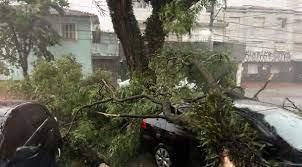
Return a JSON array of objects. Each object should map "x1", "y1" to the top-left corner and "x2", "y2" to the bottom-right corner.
[
  {"x1": 91, "y1": 31, "x2": 121, "y2": 81},
  {"x1": 133, "y1": 0, "x2": 302, "y2": 83},
  {"x1": 221, "y1": 6, "x2": 302, "y2": 82}
]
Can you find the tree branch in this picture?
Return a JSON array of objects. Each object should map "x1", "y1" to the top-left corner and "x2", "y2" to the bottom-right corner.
[
  {"x1": 189, "y1": 58, "x2": 218, "y2": 90},
  {"x1": 253, "y1": 74, "x2": 274, "y2": 100},
  {"x1": 8, "y1": 23, "x2": 23, "y2": 58},
  {"x1": 283, "y1": 97, "x2": 302, "y2": 112},
  {"x1": 101, "y1": 79, "x2": 115, "y2": 96},
  {"x1": 64, "y1": 94, "x2": 162, "y2": 138},
  {"x1": 95, "y1": 112, "x2": 166, "y2": 119},
  {"x1": 183, "y1": 95, "x2": 206, "y2": 103},
  {"x1": 80, "y1": 94, "x2": 162, "y2": 110}
]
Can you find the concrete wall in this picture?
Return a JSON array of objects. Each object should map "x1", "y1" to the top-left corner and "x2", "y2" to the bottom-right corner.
[{"x1": 91, "y1": 32, "x2": 119, "y2": 57}]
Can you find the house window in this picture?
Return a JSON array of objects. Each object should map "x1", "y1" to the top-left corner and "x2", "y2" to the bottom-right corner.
[
  {"x1": 92, "y1": 31, "x2": 101, "y2": 43},
  {"x1": 247, "y1": 64, "x2": 258, "y2": 74},
  {"x1": 62, "y1": 23, "x2": 76, "y2": 40},
  {"x1": 278, "y1": 18, "x2": 287, "y2": 29},
  {"x1": 227, "y1": 17, "x2": 240, "y2": 39},
  {"x1": 253, "y1": 17, "x2": 265, "y2": 28}
]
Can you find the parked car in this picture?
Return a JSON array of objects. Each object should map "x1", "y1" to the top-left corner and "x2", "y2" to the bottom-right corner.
[
  {"x1": 0, "y1": 102, "x2": 61, "y2": 167},
  {"x1": 140, "y1": 99, "x2": 302, "y2": 167}
]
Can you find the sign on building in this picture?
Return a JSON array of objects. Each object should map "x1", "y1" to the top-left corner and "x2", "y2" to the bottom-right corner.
[{"x1": 244, "y1": 50, "x2": 291, "y2": 62}]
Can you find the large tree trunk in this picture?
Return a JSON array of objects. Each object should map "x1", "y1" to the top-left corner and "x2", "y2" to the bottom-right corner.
[
  {"x1": 144, "y1": 1, "x2": 167, "y2": 58},
  {"x1": 107, "y1": 0, "x2": 168, "y2": 77},
  {"x1": 106, "y1": 0, "x2": 148, "y2": 76},
  {"x1": 106, "y1": 0, "x2": 201, "y2": 78}
]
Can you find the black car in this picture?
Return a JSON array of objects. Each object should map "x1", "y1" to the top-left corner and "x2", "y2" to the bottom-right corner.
[
  {"x1": 140, "y1": 99, "x2": 302, "y2": 167},
  {"x1": 0, "y1": 102, "x2": 61, "y2": 167}
]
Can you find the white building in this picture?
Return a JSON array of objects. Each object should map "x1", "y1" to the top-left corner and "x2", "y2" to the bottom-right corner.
[{"x1": 132, "y1": 0, "x2": 302, "y2": 82}]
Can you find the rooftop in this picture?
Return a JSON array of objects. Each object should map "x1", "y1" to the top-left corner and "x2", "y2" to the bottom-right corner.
[{"x1": 50, "y1": 8, "x2": 97, "y2": 17}]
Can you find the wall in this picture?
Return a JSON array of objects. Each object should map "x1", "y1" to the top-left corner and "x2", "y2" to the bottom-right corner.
[
  {"x1": 91, "y1": 32, "x2": 119, "y2": 57},
  {"x1": 242, "y1": 62, "x2": 294, "y2": 82},
  {"x1": 48, "y1": 16, "x2": 93, "y2": 76},
  {"x1": 223, "y1": 6, "x2": 302, "y2": 61}
]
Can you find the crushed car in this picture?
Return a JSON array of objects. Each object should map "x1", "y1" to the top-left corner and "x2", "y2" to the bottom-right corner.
[{"x1": 140, "y1": 99, "x2": 302, "y2": 167}]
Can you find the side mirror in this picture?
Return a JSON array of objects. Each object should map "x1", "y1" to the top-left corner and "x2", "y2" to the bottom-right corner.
[{"x1": 13, "y1": 146, "x2": 40, "y2": 161}]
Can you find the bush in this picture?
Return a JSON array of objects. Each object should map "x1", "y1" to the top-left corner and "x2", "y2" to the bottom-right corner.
[{"x1": 8, "y1": 55, "x2": 112, "y2": 166}]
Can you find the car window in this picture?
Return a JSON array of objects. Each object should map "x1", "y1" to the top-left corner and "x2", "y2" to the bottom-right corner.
[{"x1": 264, "y1": 111, "x2": 302, "y2": 151}]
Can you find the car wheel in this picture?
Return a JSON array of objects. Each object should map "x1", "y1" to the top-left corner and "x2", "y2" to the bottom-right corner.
[{"x1": 154, "y1": 144, "x2": 175, "y2": 167}]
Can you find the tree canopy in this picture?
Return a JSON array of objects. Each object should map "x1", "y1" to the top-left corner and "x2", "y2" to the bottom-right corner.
[{"x1": 0, "y1": 0, "x2": 68, "y2": 77}]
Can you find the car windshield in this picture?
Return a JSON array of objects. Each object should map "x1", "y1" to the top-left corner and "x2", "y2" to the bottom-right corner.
[{"x1": 263, "y1": 110, "x2": 302, "y2": 151}]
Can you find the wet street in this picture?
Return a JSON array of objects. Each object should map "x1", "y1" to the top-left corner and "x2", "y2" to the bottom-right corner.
[{"x1": 243, "y1": 82, "x2": 302, "y2": 108}]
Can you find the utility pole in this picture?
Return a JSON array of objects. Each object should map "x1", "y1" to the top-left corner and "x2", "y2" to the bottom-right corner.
[{"x1": 208, "y1": 0, "x2": 216, "y2": 50}]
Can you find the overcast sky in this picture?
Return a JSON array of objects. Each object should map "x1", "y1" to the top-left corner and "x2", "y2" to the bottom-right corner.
[
  {"x1": 68, "y1": 0, "x2": 299, "y2": 32},
  {"x1": 69, "y1": 0, "x2": 113, "y2": 31}
]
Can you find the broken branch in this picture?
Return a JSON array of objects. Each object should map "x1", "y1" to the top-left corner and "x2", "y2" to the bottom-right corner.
[
  {"x1": 253, "y1": 73, "x2": 274, "y2": 100},
  {"x1": 101, "y1": 79, "x2": 115, "y2": 96},
  {"x1": 284, "y1": 97, "x2": 302, "y2": 112},
  {"x1": 95, "y1": 112, "x2": 166, "y2": 119},
  {"x1": 189, "y1": 58, "x2": 217, "y2": 90},
  {"x1": 183, "y1": 95, "x2": 206, "y2": 103},
  {"x1": 64, "y1": 94, "x2": 162, "y2": 138},
  {"x1": 80, "y1": 94, "x2": 162, "y2": 110}
]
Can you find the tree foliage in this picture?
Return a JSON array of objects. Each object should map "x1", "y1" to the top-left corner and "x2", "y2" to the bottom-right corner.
[
  {"x1": 160, "y1": 0, "x2": 206, "y2": 36},
  {"x1": 6, "y1": 1, "x2": 278, "y2": 166},
  {"x1": 8, "y1": 52, "x2": 278, "y2": 167},
  {"x1": 9, "y1": 55, "x2": 111, "y2": 166},
  {"x1": 8, "y1": 55, "x2": 159, "y2": 167},
  {"x1": 0, "y1": 0, "x2": 68, "y2": 77}
]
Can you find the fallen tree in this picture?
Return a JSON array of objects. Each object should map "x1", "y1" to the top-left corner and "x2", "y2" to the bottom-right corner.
[{"x1": 66, "y1": 48, "x2": 275, "y2": 167}]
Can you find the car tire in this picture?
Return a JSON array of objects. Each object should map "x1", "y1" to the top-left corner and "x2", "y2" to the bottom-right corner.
[{"x1": 154, "y1": 144, "x2": 176, "y2": 167}]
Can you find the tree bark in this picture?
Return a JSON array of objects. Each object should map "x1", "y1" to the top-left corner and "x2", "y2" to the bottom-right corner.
[
  {"x1": 144, "y1": 0, "x2": 167, "y2": 58},
  {"x1": 20, "y1": 56, "x2": 29, "y2": 77},
  {"x1": 106, "y1": 0, "x2": 201, "y2": 77},
  {"x1": 106, "y1": 0, "x2": 148, "y2": 76}
]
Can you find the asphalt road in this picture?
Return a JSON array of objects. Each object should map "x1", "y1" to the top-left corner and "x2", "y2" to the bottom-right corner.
[{"x1": 244, "y1": 85, "x2": 302, "y2": 108}]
